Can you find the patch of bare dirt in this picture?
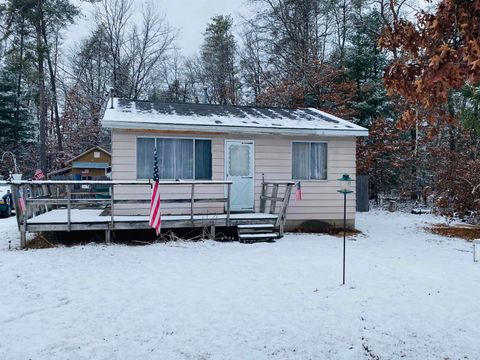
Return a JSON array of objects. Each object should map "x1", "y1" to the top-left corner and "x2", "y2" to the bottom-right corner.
[
  {"x1": 429, "y1": 224, "x2": 480, "y2": 242},
  {"x1": 25, "y1": 234, "x2": 57, "y2": 249},
  {"x1": 326, "y1": 228, "x2": 362, "y2": 237},
  {"x1": 291, "y1": 227, "x2": 362, "y2": 237}
]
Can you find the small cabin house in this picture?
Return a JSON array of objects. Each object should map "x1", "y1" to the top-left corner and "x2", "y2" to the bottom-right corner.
[
  {"x1": 102, "y1": 98, "x2": 368, "y2": 231},
  {"x1": 48, "y1": 146, "x2": 111, "y2": 180}
]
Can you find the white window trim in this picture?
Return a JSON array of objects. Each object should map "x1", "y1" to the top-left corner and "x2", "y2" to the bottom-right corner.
[
  {"x1": 136, "y1": 135, "x2": 212, "y2": 180},
  {"x1": 291, "y1": 140, "x2": 329, "y2": 181}
]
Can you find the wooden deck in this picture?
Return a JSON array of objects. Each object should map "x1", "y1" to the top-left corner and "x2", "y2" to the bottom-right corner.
[
  {"x1": 26, "y1": 209, "x2": 279, "y2": 232},
  {"x1": 3, "y1": 179, "x2": 294, "y2": 247}
]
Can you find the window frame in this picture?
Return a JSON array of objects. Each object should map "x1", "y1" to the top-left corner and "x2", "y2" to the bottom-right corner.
[
  {"x1": 291, "y1": 140, "x2": 328, "y2": 181},
  {"x1": 136, "y1": 136, "x2": 212, "y2": 180}
]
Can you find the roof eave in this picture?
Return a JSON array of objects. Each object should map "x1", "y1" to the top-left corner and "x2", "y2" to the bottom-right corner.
[
  {"x1": 102, "y1": 120, "x2": 369, "y2": 137},
  {"x1": 66, "y1": 146, "x2": 112, "y2": 164}
]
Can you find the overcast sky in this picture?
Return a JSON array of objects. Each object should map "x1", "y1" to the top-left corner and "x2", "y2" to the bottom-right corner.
[{"x1": 66, "y1": 0, "x2": 249, "y2": 56}]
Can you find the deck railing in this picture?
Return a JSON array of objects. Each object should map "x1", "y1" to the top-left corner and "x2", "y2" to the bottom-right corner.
[
  {"x1": 259, "y1": 181, "x2": 295, "y2": 236},
  {"x1": 5, "y1": 180, "x2": 232, "y2": 246},
  {"x1": 2, "y1": 179, "x2": 294, "y2": 247}
]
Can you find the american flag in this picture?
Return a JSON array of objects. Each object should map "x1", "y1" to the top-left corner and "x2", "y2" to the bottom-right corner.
[
  {"x1": 18, "y1": 188, "x2": 26, "y2": 213},
  {"x1": 33, "y1": 169, "x2": 45, "y2": 180},
  {"x1": 149, "y1": 147, "x2": 161, "y2": 235},
  {"x1": 295, "y1": 181, "x2": 303, "y2": 201}
]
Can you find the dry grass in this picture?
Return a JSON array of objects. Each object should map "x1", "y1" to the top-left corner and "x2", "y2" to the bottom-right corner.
[
  {"x1": 291, "y1": 227, "x2": 362, "y2": 237},
  {"x1": 25, "y1": 234, "x2": 57, "y2": 249},
  {"x1": 429, "y1": 224, "x2": 480, "y2": 242},
  {"x1": 327, "y1": 228, "x2": 363, "y2": 237}
]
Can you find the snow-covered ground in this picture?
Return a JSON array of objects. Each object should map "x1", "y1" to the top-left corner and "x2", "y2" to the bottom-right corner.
[{"x1": 0, "y1": 211, "x2": 479, "y2": 359}]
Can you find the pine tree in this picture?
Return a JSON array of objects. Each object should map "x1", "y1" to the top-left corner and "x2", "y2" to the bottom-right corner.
[
  {"x1": 201, "y1": 15, "x2": 237, "y2": 104},
  {"x1": 0, "y1": 68, "x2": 34, "y2": 140},
  {"x1": 346, "y1": 9, "x2": 393, "y2": 128},
  {"x1": 1, "y1": 0, "x2": 79, "y2": 171}
]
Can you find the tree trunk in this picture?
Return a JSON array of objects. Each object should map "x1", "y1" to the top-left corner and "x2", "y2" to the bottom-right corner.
[
  {"x1": 13, "y1": 19, "x2": 25, "y2": 150},
  {"x1": 42, "y1": 23, "x2": 63, "y2": 153},
  {"x1": 36, "y1": 0, "x2": 48, "y2": 171}
]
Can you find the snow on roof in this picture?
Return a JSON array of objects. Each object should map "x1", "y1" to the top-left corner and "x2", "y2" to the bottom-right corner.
[{"x1": 102, "y1": 98, "x2": 368, "y2": 137}]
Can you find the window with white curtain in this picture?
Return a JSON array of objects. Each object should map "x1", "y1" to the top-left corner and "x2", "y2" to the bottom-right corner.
[
  {"x1": 137, "y1": 138, "x2": 212, "y2": 180},
  {"x1": 292, "y1": 142, "x2": 327, "y2": 180}
]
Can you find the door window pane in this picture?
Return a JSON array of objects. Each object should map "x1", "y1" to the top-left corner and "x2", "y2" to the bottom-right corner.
[
  {"x1": 195, "y1": 140, "x2": 212, "y2": 180},
  {"x1": 229, "y1": 144, "x2": 251, "y2": 176}
]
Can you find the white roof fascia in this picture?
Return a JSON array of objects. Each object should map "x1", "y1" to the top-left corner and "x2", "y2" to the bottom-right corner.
[{"x1": 102, "y1": 120, "x2": 369, "y2": 137}]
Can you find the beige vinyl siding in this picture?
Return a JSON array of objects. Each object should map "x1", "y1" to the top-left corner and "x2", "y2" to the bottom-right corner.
[{"x1": 111, "y1": 129, "x2": 356, "y2": 220}]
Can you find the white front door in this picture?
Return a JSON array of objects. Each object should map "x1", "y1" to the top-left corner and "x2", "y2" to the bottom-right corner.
[{"x1": 225, "y1": 140, "x2": 254, "y2": 212}]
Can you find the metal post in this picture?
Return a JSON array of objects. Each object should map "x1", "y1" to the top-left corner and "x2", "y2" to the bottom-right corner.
[
  {"x1": 343, "y1": 192, "x2": 346, "y2": 285},
  {"x1": 337, "y1": 175, "x2": 353, "y2": 286}
]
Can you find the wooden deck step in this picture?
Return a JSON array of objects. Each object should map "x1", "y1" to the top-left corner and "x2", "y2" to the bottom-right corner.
[
  {"x1": 238, "y1": 221, "x2": 279, "y2": 243},
  {"x1": 237, "y1": 224, "x2": 274, "y2": 233},
  {"x1": 239, "y1": 233, "x2": 278, "y2": 240}
]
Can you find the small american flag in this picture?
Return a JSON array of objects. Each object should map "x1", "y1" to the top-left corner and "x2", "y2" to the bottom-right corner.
[
  {"x1": 149, "y1": 147, "x2": 161, "y2": 235},
  {"x1": 18, "y1": 188, "x2": 26, "y2": 213},
  {"x1": 295, "y1": 181, "x2": 303, "y2": 201},
  {"x1": 33, "y1": 169, "x2": 45, "y2": 180}
]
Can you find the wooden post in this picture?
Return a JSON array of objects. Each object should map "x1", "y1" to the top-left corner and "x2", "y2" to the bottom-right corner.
[
  {"x1": 10, "y1": 184, "x2": 22, "y2": 231},
  {"x1": 190, "y1": 183, "x2": 195, "y2": 224},
  {"x1": 260, "y1": 183, "x2": 268, "y2": 213},
  {"x1": 110, "y1": 184, "x2": 114, "y2": 228},
  {"x1": 67, "y1": 184, "x2": 71, "y2": 232},
  {"x1": 105, "y1": 230, "x2": 111, "y2": 244},
  {"x1": 270, "y1": 183, "x2": 279, "y2": 214},
  {"x1": 22, "y1": 184, "x2": 28, "y2": 248},
  {"x1": 276, "y1": 183, "x2": 294, "y2": 230},
  {"x1": 226, "y1": 183, "x2": 231, "y2": 226},
  {"x1": 28, "y1": 184, "x2": 35, "y2": 217},
  {"x1": 11, "y1": 183, "x2": 26, "y2": 248},
  {"x1": 20, "y1": 230, "x2": 26, "y2": 249},
  {"x1": 209, "y1": 225, "x2": 216, "y2": 240},
  {"x1": 42, "y1": 184, "x2": 49, "y2": 213},
  {"x1": 28, "y1": 184, "x2": 34, "y2": 217}
]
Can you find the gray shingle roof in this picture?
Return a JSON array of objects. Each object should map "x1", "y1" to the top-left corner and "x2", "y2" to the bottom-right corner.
[{"x1": 102, "y1": 98, "x2": 368, "y2": 136}]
